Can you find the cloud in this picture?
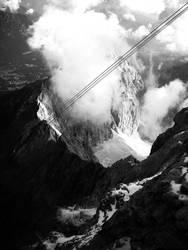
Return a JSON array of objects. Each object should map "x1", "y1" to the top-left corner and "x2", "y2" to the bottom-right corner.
[
  {"x1": 139, "y1": 79, "x2": 187, "y2": 141},
  {"x1": 119, "y1": 0, "x2": 183, "y2": 15},
  {"x1": 28, "y1": 1, "x2": 130, "y2": 124},
  {"x1": 165, "y1": 0, "x2": 182, "y2": 9},
  {"x1": 0, "y1": 0, "x2": 21, "y2": 12},
  {"x1": 133, "y1": 25, "x2": 150, "y2": 39},
  {"x1": 180, "y1": 98, "x2": 188, "y2": 109},
  {"x1": 119, "y1": 0, "x2": 166, "y2": 15},
  {"x1": 123, "y1": 13, "x2": 136, "y2": 22},
  {"x1": 46, "y1": 0, "x2": 103, "y2": 12},
  {"x1": 157, "y1": 12, "x2": 188, "y2": 53},
  {"x1": 119, "y1": 0, "x2": 188, "y2": 55},
  {"x1": 119, "y1": 0, "x2": 188, "y2": 54}
]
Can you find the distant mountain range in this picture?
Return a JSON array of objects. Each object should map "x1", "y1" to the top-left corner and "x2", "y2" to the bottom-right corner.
[{"x1": 0, "y1": 9, "x2": 49, "y2": 86}]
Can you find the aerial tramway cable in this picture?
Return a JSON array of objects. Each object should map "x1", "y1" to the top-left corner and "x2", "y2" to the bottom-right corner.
[{"x1": 48, "y1": 1, "x2": 188, "y2": 122}]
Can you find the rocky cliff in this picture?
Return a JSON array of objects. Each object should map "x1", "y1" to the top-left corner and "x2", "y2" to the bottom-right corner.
[
  {"x1": 47, "y1": 108, "x2": 188, "y2": 250},
  {"x1": 1, "y1": 78, "x2": 188, "y2": 250},
  {"x1": 37, "y1": 62, "x2": 144, "y2": 167},
  {"x1": 0, "y1": 79, "x2": 141, "y2": 250}
]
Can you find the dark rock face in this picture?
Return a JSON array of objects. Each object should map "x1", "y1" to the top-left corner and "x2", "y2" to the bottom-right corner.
[
  {"x1": 151, "y1": 108, "x2": 188, "y2": 154},
  {"x1": 79, "y1": 109, "x2": 188, "y2": 250},
  {"x1": 87, "y1": 161, "x2": 188, "y2": 250},
  {"x1": 1, "y1": 78, "x2": 188, "y2": 250},
  {"x1": 42, "y1": 61, "x2": 143, "y2": 165},
  {"x1": 158, "y1": 60, "x2": 188, "y2": 86},
  {"x1": 0, "y1": 79, "x2": 103, "y2": 248},
  {"x1": 0, "y1": 80, "x2": 139, "y2": 250}
]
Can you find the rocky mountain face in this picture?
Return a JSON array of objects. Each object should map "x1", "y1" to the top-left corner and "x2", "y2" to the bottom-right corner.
[
  {"x1": 42, "y1": 110, "x2": 188, "y2": 250},
  {"x1": 1, "y1": 78, "x2": 188, "y2": 250},
  {"x1": 0, "y1": 79, "x2": 141, "y2": 249},
  {"x1": 81, "y1": 122, "x2": 188, "y2": 250},
  {"x1": 151, "y1": 54, "x2": 188, "y2": 86},
  {"x1": 37, "y1": 62, "x2": 144, "y2": 166}
]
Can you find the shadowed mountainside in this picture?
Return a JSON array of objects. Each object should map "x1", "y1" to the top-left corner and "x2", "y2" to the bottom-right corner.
[{"x1": 1, "y1": 79, "x2": 188, "y2": 250}]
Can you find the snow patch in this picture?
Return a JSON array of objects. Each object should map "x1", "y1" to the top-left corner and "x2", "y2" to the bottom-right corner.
[
  {"x1": 94, "y1": 129, "x2": 151, "y2": 167},
  {"x1": 37, "y1": 97, "x2": 62, "y2": 137},
  {"x1": 117, "y1": 129, "x2": 151, "y2": 160},
  {"x1": 170, "y1": 165, "x2": 188, "y2": 201},
  {"x1": 184, "y1": 157, "x2": 188, "y2": 163},
  {"x1": 112, "y1": 183, "x2": 142, "y2": 202},
  {"x1": 42, "y1": 171, "x2": 162, "y2": 249},
  {"x1": 26, "y1": 8, "x2": 34, "y2": 15},
  {"x1": 170, "y1": 180, "x2": 181, "y2": 195},
  {"x1": 179, "y1": 194, "x2": 188, "y2": 201},
  {"x1": 57, "y1": 207, "x2": 96, "y2": 227}
]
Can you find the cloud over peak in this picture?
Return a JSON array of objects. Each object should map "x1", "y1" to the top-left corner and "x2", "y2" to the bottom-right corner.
[
  {"x1": 0, "y1": 0, "x2": 21, "y2": 12},
  {"x1": 28, "y1": 0, "x2": 129, "y2": 124}
]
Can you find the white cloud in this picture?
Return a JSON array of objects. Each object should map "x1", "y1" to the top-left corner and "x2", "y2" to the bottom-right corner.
[
  {"x1": 0, "y1": 0, "x2": 21, "y2": 12},
  {"x1": 157, "y1": 12, "x2": 188, "y2": 53},
  {"x1": 165, "y1": 0, "x2": 182, "y2": 9},
  {"x1": 140, "y1": 79, "x2": 187, "y2": 141},
  {"x1": 119, "y1": 0, "x2": 166, "y2": 15},
  {"x1": 119, "y1": 0, "x2": 188, "y2": 54},
  {"x1": 28, "y1": 2, "x2": 129, "y2": 124},
  {"x1": 123, "y1": 13, "x2": 136, "y2": 22},
  {"x1": 46, "y1": 0, "x2": 103, "y2": 12},
  {"x1": 180, "y1": 98, "x2": 188, "y2": 109},
  {"x1": 119, "y1": 0, "x2": 183, "y2": 15},
  {"x1": 124, "y1": 25, "x2": 151, "y2": 42},
  {"x1": 133, "y1": 25, "x2": 150, "y2": 39}
]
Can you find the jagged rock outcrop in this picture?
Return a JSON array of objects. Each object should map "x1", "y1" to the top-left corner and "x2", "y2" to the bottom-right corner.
[
  {"x1": 0, "y1": 79, "x2": 102, "y2": 249},
  {"x1": 157, "y1": 57, "x2": 188, "y2": 85},
  {"x1": 83, "y1": 155, "x2": 188, "y2": 250},
  {"x1": 151, "y1": 108, "x2": 188, "y2": 154},
  {"x1": 1, "y1": 78, "x2": 188, "y2": 250},
  {"x1": 0, "y1": 79, "x2": 141, "y2": 250},
  {"x1": 38, "y1": 62, "x2": 144, "y2": 166},
  {"x1": 75, "y1": 108, "x2": 188, "y2": 250},
  {"x1": 40, "y1": 109, "x2": 188, "y2": 250}
]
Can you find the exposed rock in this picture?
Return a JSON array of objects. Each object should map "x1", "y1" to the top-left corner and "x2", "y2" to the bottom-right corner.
[
  {"x1": 37, "y1": 62, "x2": 144, "y2": 166},
  {"x1": 74, "y1": 110, "x2": 188, "y2": 250},
  {"x1": 1, "y1": 78, "x2": 188, "y2": 250},
  {"x1": 0, "y1": 79, "x2": 140, "y2": 250},
  {"x1": 151, "y1": 108, "x2": 188, "y2": 154}
]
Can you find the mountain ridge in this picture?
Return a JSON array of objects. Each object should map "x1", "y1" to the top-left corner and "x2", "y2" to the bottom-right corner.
[{"x1": 1, "y1": 79, "x2": 188, "y2": 250}]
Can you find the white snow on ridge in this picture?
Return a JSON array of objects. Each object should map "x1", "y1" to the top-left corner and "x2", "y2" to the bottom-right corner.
[
  {"x1": 117, "y1": 129, "x2": 151, "y2": 160},
  {"x1": 94, "y1": 129, "x2": 151, "y2": 167},
  {"x1": 26, "y1": 8, "x2": 34, "y2": 15},
  {"x1": 170, "y1": 163, "x2": 188, "y2": 201},
  {"x1": 184, "y1": 157, "x2": 188, "y2": 163},
  {"x1": 42, "y1": 170, "x2": 163, "y2": 249},
  {"x1": 37, "y1": 97, "x2": 62, "y2": 137}
]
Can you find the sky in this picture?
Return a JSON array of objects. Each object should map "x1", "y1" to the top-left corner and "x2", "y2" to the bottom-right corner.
[
  {"x1": 2, "y1": 0, "x2": 188, "y2": 54},
  {"x1": 3, "y1": 0, "x2": 188, "y2": 54}
]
